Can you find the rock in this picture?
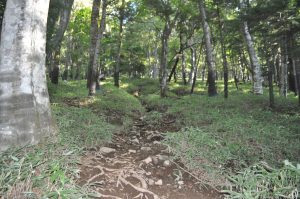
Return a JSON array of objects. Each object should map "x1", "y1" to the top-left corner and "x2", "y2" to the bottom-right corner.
[
  {"x1": 132, "y1": 138, "x2": 140, "y2": 144},
  {"x1": 128, "y1": 149, "x2": 137, "y2": 154},
  {"x1": 148, "y1": 179, "x2": 155, "y2": 186},
  {"x1": 157, "y1": 155, "x2": 169, "y2": 161},
  {"x1": 155, "y1": 179, "x2": 163, "y2": 186},
  {"x1": 99, "y1": 147, "x2": 116, "y2": 155},
  {"x1": 141, "y1": 147, "x2": 151, "y2": 152},
  {"x1": 152, "y1": 156, "x2": 159, "y2": 165},
  {"x1": 143, "y1": 157, "x2": 152, "y2": 164},
  {"x1": 178, "y1": 181, "x2": 184, "y2": 185},
  {"x1": 163, "y1": 160, "x2": 171, "y2": 167},
  {"x1": 153, "y1": 141, "x2": 161, "y2": 145},
  {"x1": 146, "y1": 172, "x2": 152, "y2": 176}
]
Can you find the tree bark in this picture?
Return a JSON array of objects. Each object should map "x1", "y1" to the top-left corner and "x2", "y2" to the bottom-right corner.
[
  {"x1": 47, "y1": 0, "x2": 74, "y2": 84},
  {"x1": 217, "y1": 4, "x2": 228, "y2": 98},
  {"x1": 0, "y1": 0, "x2": 56, "y2": 151},
  {"x1": 198, "y1": 0, "x2": 217, "y2": 96},
  {"x1": 87, "y1": 0, "x2": 101, "y2": 89},
  {"x1": 89, "y1": 0, "x2": 107, "y2": 96},
  {"x1": 160, "y1": 18, "x2": 171, "y2": 97},
  {"x1": 240, "y1": 0, "x2": 263, "y2": 94},
  {"x1": 114, "y1": 0, "x2": 125, "y2": 87}
]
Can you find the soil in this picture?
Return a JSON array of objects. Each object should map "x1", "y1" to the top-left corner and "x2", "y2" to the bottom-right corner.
[{"x1": 78, "y1": 112, "x2": 223, "y2": 199}]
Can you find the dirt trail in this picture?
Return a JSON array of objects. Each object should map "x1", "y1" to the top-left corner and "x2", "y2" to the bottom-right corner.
[{"x1": 78, "y1": 112, "x2": 222, "y2": 199}]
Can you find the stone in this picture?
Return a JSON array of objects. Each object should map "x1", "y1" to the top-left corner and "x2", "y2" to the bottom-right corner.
[
  {"x1": 141, "y1": 147, "x2": 151, "y2": 152},
  {"x1": 143, "y1": 157, "x2": 152, "y2": 164},
  {"x1": 128, "y1": 149, "x2": 137, "y2": 154},
  {"x1": 152, "y1": 156, "x2": 159, "y2": 165},
  {"x1": 148, "y1": 179, "x2": 155, "y2": 186},
  {"x1": 163, "y1": 160, "x2": 171, "y2": 167},
  {"x1": 155, "y1": 179, "x2": 163, "y2": 186},
  {"x1": 132, "y1": 138, "x2": 140, "y2": 144},
  {"x1": 99, "y1": 147, "x2": 116, "y2": 155}
]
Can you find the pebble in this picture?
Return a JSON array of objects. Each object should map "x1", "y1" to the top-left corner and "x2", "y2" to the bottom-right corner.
[
  {"x1": 99, "y1": 147, "x2": 116, "y2": 155},
  {"x1": 141, "y1": 147, "x2": 151, "y2": 152},
  {"x1": 143, "y1": 157, "x2": 152, "y2": 164},
  {"x1": 132, "y1": 138, "x2": 140, "y2": 144},
  {"x1": 152, "y1": 156, "x2": 159, "y2": 165},
  {"x1": 128, "y1": 149, "x2": 137, "y2": 154},
  {"x1": 148, "y1": 179, "x2": 155, "y2": 186},
  {"x1": 155, "y1": 179, "x2": 163, "y2": 186},
  {"x1": 163, "y1": 160, "x2": 171, "y2": 167}
]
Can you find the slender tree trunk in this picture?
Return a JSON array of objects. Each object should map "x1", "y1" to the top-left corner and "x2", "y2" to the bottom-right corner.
[
  {"x1": 160, "y1": 19, "x2": 171, "y2": 97},
  {"x1": 279, "y1": 39, "x2": 288, "y2": 97},
  {"x1": 0, "y1": 0, "x2": 56, "y2": 151},
  {"x1": 199, "y1": 0, "x2": 217, "y2": 96},
  {"x1": 217, "y1": 4, "x2": 228, "y2": 98},
  {"x1": 240, "y1": 0, "x2": 263, "y2": 94},
  {"x1": 267, "y1": 53, "x2": 275, "y2": 108},
  {"x1": 152, "y1": 43, "x2": 159, "y2": 79},
  {"x1": 89, "y1": 0, "x2": 107, "y2": 96},
  {"x1": 114, "y1": 0, "x2": 125, "y2": 87},
  {"x1": 47, "y1": 0, "x2": 74, "y2": 84},
  {"x1": 87, "y1": 0, "x2": 101, "y2": 89}
]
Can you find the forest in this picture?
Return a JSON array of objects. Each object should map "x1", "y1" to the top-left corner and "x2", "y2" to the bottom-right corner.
[{"x1": 0, "y1": 0, "x2": 299, "y2": 198}]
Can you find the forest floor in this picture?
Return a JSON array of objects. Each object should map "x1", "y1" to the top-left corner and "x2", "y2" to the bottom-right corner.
[
  {"x1": 77, "y1": 99, "x2": 221, "y2": 199},
  {"x1": 1, "y1": 78, "x2": 299, "y2": 199}
]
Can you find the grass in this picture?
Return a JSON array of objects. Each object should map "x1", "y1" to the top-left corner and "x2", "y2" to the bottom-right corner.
[
  {"x1": 1, "y1": 79, "x2": 140, "y2": 198},
  {"x1": 1, "y1": 77, "x2": 299, "y2": 198}
]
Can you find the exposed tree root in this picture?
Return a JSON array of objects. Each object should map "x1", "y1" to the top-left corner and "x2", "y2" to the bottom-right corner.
[{"x1": 117, "y1": 176, "x2": 161, "y2": 199}]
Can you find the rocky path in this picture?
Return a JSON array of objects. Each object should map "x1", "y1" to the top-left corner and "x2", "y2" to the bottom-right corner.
[{"x1": 78, "y1": 114, "x2": 221, "y2": 199}]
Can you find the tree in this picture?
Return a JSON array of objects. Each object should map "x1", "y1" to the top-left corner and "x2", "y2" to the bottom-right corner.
[
  {"x1": 0, "y1": 0, "x2": 56, "y2": 151},
  {"x1": 198, "y1": 0, "x2": 217, "y2": 96},
  {"x1": 240, "y1": 0, "x2": 263, "y2": 95},
  {"x1": 47, "y1": 0, "x2": 74, "y2": 84},
  {"x1": 91, "y1": 0, "x2": 108, "y2": 94}
]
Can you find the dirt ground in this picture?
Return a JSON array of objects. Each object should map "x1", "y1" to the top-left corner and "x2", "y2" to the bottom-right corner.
[{"x1": 78, "y1": 114, "x2": 223, "y2": 199}]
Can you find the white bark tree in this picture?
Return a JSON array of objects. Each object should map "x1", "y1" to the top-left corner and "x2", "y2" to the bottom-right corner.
[
  {"x1": 0, "y1": 0, "x2": 56, "y2": 151},
  {"x1": 240, "y1": 0, "x2": 263, "y2": 94}
]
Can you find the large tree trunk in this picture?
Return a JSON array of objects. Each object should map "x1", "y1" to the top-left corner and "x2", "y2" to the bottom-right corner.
[
  {"x1": 160, "y1": 19, "x2": 171, "y2": 97},
  {"x1": 47, "y1": 0, "x2": 74, "y2": 84},
  {"x1": 89, "y1": 0, "x2": 107, "y2": 96},
  {"x1": 0, "y1": 0, "x2": 56, "y2": 151},
  {"x1": 240, "y1": 0, "x2": 263, "y2": 94},
  {"x1": 198, "y1": 0, "x2": 217, "y2": 96},
  {"x1": 114, "y1": 0, "x2": 125, "y2": 87}
]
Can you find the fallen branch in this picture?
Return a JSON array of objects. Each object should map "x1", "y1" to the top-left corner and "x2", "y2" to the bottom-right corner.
[{"x1": 118, "y1": 176, "x2": 161, "y2": 199}]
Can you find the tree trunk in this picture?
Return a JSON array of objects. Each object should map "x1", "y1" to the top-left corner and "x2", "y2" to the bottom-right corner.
[
  {"x1": 89, "y1": 0, "x2": 107, "y2": 96},
  {"x1": 87, "y1": 0, "x2": 101, "y2": 89},
  {"x1": 160, "y1": 19, "x2": 171, "y2": 97},
  {"x1": 114, "y1": 0, "x2": 125, "y2": 87},
  {"x1": 151, "y1": 43, "x2": 159, "y2": 79},
  {"x1": 47, "y1": 0, "x2": 74, "y2": 84},
  {"x1": 217, "y1": 4, "x2": 228, "y2": 98},
  {"x1": 0, "y1": 0, "x2": 56, "y2": 151},
  {"x1": 279, "y1": 40, "x2": 288, "y2": 97},
  {"x1": 199, "y1": 0, "x2": 217, "y2": 96},
  {"x1": 267, "y1": 54, "x2": 275, "y2": 108},
  {"x1": 240, "y1": 0, "x2": 263, "y2": 94}
]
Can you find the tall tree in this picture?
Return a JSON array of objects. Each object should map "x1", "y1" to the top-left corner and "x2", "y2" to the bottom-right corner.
[
  {"x1": 47, "y1": 0, "x2": 74, "y2": 84},
  {"x1": 89, "y1": 0, "x2": 108, "y2": 95},
  {"x1": 198, "y1": 0, "x2": 217, "y2": 96},
  {"x1": 87, "y1": 0, "x2": 101, "y2": 90},
  {"x1": 0, "y1": 0, "x2": 56, "y2": 151},
  {"x1": 114, "y1": 0, "x2": 125, "y2": 87},
  {"x1": 240, "y1": 0, "x2": 263, "y2": 94}
]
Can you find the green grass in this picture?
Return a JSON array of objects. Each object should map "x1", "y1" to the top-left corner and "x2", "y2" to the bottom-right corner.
[
  {"x1": 1, "y1": 79, "x2": 136, "y2": 198},
  {"x1": 1, "y1": 77, "x2": 299, "y2": 198}
]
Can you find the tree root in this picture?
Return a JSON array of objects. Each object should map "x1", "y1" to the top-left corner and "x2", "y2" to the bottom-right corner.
[{"x1": 117, "y1": 175, "x2": 161, "y2": 199}]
